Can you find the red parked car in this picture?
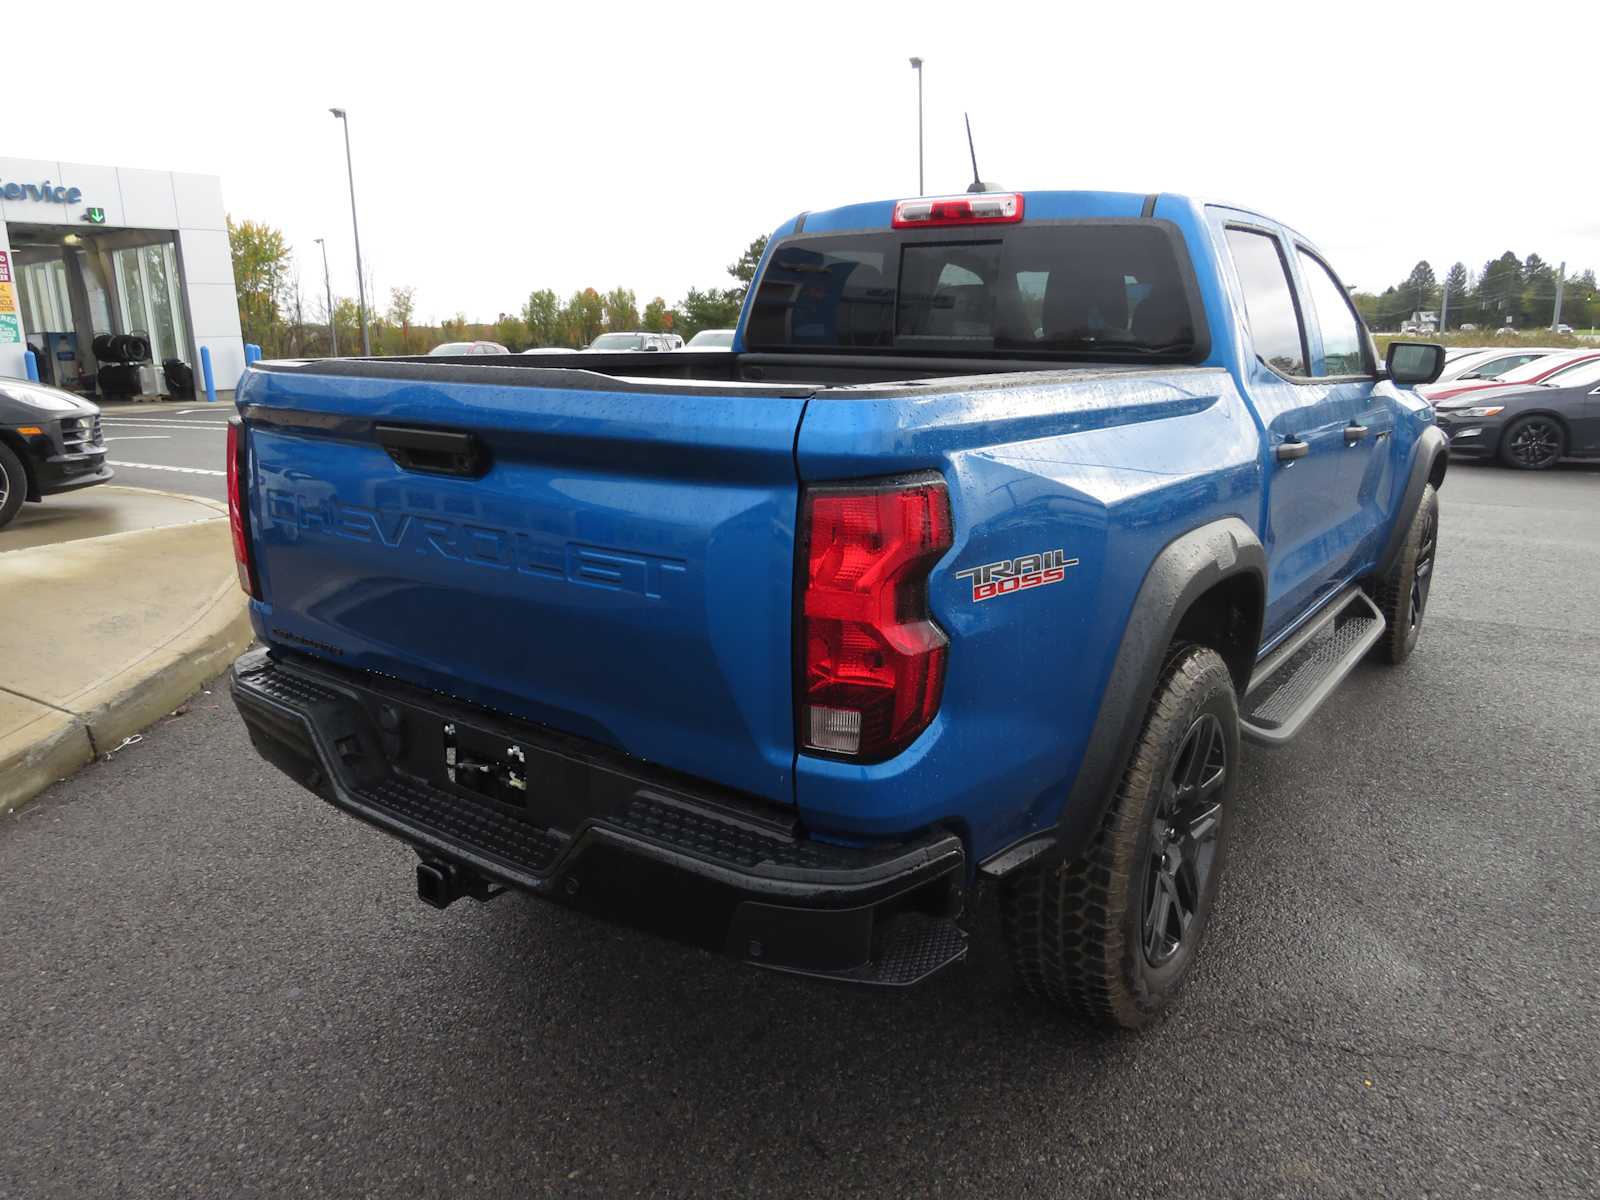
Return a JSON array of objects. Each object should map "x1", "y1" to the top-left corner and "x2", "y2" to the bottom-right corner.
[{"x1": 1421, "y1": 349, "x2": 1600, "y2": 404}]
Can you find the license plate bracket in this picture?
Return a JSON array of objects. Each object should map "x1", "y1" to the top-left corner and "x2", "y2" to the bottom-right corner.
[{"x1": 443, "y1": 720, "x2": 536, "y2": 808}]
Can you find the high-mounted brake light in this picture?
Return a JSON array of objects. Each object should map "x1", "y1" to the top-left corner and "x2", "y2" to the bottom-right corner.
[
  {"x1": 226, "y1": 418, "x2": 261, "y2": 600},
  {"x1": 801, "y1": 479, "x2": 952, "y2": 761},
  {"x1": 892, "y1": 192, "x2": 1023, "y2": 229}
]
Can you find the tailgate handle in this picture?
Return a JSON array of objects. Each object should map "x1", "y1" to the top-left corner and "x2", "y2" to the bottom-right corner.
[{"x1": 374, "y1": 425, "x2": 488, "y2": 478}]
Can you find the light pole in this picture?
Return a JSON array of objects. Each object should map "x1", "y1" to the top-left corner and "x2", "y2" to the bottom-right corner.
[
  {"x1": 313, "y1": 237, "x2": 338, "y2": 357},
  {"x1": 908, "y1": 57, "x2": 924, "y2": 195},
  {"x1": 329, "y1": 107, "x2": 371, "y2": 356}
]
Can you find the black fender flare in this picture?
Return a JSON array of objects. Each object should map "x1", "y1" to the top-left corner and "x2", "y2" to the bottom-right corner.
[
  {"x1": 1373, "y1": 424, "x2": 1447, "y2": 580},
  {"x1": 979, "y1": 517, "x2": 1266, "y2": 877}
]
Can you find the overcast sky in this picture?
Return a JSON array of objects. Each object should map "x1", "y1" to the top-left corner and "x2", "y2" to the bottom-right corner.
[{"x1": 12, "y1": 0, "x2": 1597, "y2": 323}]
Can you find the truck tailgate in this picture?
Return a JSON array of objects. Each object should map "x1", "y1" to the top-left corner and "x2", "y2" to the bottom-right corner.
[{"x1": 238, "y1": 367, "x2": 810, "y2": 803}]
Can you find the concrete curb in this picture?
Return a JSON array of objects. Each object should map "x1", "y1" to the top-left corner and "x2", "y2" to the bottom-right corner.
[
  {"x1": 75, "y1": 578, "x2": 254, "y2": 755},
  {"x1": 0, "y1": 551, "x2": 253, "y2": 817},
  {"x1": 0, "y1": 702, "x2": 96, "y2": 819}
]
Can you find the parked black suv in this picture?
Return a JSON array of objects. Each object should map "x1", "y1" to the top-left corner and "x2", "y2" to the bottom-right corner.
[{"x1": 0, "y1": 381, "x2": 113, "y2": 530}]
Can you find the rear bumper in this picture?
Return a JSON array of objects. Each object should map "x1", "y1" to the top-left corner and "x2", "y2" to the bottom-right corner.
[{"x1": 230, "y1": 649, "x2": 967, "y2": 981}]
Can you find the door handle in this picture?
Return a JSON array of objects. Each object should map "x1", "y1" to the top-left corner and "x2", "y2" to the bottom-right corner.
[
  {"x1": 1276, "y1": 438, "x2": 1309, "y2": 462},
  {"x1": 1344, "y1": 423, "x2": 1370, "y2": 444}
]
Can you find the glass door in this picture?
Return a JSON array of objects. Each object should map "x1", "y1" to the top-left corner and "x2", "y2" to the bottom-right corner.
[
  {"x1": 113, "y1": 242, "x2": 190, "y2": 369},
  {"x1": 20, "y1": 259, "x2": 72, "y2": 332}
]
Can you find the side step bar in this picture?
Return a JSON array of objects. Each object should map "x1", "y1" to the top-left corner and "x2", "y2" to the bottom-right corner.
[{"x1": 1242, "y1": 586, "x2": 1386, "y2": 746}]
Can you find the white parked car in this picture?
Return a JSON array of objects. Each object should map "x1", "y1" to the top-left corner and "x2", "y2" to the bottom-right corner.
[
  {"x1": 686, "y1": 329, "x2": 736, "y2": 350},
  {"x1": 428, "y1": 341, "x2": 509, "y2": 356},
  {"x1": 1433, "y1": 347, "x2": 1560, "y2": 384}
]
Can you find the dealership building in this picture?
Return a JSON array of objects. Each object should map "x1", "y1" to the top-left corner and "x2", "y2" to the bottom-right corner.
[{"x1": 0, "y1": 156, "x2": 245, "y2": 397}]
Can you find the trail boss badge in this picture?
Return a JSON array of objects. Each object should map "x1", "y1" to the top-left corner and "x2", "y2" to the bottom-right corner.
[{"x1": 954, "y1": 549, "x2": 1079, "y2": 602}]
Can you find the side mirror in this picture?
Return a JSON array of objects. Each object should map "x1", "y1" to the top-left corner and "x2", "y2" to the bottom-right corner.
[{"x1": 1386, "y1": 341, "x2": 1445, "y2": 386}]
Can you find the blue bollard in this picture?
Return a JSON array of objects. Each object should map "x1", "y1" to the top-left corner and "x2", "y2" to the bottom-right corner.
[
  {"x1": 201, "y1": 345, "x2": 216, "y2": 404},
  {"x1": 23, "y1": 349, "x2": 39, "y2": 381},
  {"x1": 244, "y1": 342, "x2": 262, "y2": 365}
]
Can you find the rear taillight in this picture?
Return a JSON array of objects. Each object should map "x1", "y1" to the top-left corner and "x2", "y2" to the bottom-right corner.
[
  {"x1": 801, "y1": 478, "x2": 952, "y2": 761},
  {"x1": 892, "y1": 192, "x2": 1023, "y2": 228},
  {"x1": 226, "y1": 418, "x2": 260, "y2": 600}
]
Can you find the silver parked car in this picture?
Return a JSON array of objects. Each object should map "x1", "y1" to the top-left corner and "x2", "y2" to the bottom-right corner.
[{"x1": 586, "y1": 332, "x2": 682, "y2": 353}]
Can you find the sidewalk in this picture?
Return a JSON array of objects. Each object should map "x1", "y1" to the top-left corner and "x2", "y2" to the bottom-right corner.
[
  {"x1": 0, "y1": 486, "x2": 252, "y2": 814},
  {"x1": 96, "y1": 393, "x2": 235, "y2": 415}
]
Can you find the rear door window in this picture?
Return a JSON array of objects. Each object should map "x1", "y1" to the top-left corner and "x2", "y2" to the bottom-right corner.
[
  {"x1": 745, "y1": 222, "x2": 1205, "y2": 361},
  {"x1": 1224, "y1": 228, "x2": 1307, "y2": 377}
]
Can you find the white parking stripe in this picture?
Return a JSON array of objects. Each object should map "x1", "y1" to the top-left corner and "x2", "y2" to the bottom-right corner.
[
  {"x1": 102, "y1": 421, "x2": 228, "y2": 426},
  {"x1": 100, "y1": 422, "x2": 228, "y2": 432},
  {"x1": 108, "y1": 461, "x2": 226, "y2": 477},
  {"x1": 104, "y1": 436, "x2": 172, "y2": 441}
]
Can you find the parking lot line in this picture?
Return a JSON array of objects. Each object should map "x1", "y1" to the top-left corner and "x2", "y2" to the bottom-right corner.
[
  {"x1": 100, "y1": 423, "x2": 228, "y2": 433},
  {"x1": 107, "y1": 461, "x2": 226, "y2": 477}
]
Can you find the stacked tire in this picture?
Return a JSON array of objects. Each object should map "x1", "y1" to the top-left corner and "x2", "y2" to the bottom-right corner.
[{"x1": 94, "y1": 332, "x2": 156, "y2": 398}]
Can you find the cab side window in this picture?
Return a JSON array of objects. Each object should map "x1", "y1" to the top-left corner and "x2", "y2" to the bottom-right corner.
[
  {"x1": 1224, "y1": 228, "x2": 1307, "y2": 377},
  {"x1": 1296, "y1": 250, "x2": 1368, "y2": 376}
]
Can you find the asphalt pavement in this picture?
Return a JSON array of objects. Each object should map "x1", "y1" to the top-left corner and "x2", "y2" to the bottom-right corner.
[
  {"x1": 2, "y1": 459, "x2": 1597, "y2": 1198},
  {"x1": 98, "y1": 405, "x2": 232, "y2": 502}
]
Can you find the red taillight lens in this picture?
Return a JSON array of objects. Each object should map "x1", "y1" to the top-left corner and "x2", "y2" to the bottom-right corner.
[
  {"x1": 226, "y1": 418, "x2": 260, "y2": 600},
  {"x1": 801, "y1": 479, "x2": 952, "y2": 760},
  {"x1": 891, "y1": 192, "x2": 1023, "y2": 228}
]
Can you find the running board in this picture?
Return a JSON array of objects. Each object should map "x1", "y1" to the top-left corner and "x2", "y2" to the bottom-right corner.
[{"x1": 1242, "y1": 587, "x2": 1386, "y2": 746}]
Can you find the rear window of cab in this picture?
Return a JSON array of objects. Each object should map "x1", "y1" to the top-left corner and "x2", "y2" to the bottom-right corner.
[{"x1": 745, "y1": 221, "x2": 1208, "y2": 362}]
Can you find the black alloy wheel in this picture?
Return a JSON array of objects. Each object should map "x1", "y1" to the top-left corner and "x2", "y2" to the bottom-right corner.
[
  {"x1": 1409, "y1": 500, "x2": 1438, "y2": 632},
  {"x1": 1501, "y1": 416, "x2": 1564, "y2": 470},
  {"x1": 1141, "y1": 712, "x2": 1226, "y2": 968}
]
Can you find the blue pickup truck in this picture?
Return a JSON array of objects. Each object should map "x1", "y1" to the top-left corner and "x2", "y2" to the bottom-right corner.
[{"x1": 227, "y1": 189, "x2": 1447, "y2": 1028}]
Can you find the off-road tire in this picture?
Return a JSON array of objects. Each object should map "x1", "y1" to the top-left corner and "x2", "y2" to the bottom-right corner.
[
  {"x1": 0, "y1": 441, "x2": 27, "y2": 531},
  {"x1": 1000, "y1": 645, "x2": 1238, "y2": 1029},
  {"x1": 1370, "y1": 483, "x2": 1438, "y2": 665}
]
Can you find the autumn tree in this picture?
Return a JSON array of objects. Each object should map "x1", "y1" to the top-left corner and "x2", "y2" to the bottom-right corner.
[
  {"x1": 568, "y1": 288, "x2": 605, "y2": 346},
  {"x1": 642, "y1": 297, "x2": 672, "y2": 332},
  {"x1": 228, "y1": 216, "x2": 292, "y2": 354},
  {"x1": 602, "y1": 287, "x2": 640, "y2": 332},
  {"x1": 673, "y1": 286, "x2": 742, "y2": 340},
  {"x1": 522, "y1": 288, "x2": 562, "y2": 347}
]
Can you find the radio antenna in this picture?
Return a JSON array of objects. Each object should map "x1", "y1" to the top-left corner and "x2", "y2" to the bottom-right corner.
[{"x1": 965, "y1": 113, "x2": 983, "y2": 193}]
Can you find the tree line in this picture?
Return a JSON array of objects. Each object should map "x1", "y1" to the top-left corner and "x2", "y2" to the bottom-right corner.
[
  {"x1": 228, "y1": 217, "x2": 768, "y2": 358},
  {"x1": 1352, "y1": 253, "x2": 1599, "y2": 333},
  {"x1": 230, "y1": 218, "x2": 1600, "y2": 356}
]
